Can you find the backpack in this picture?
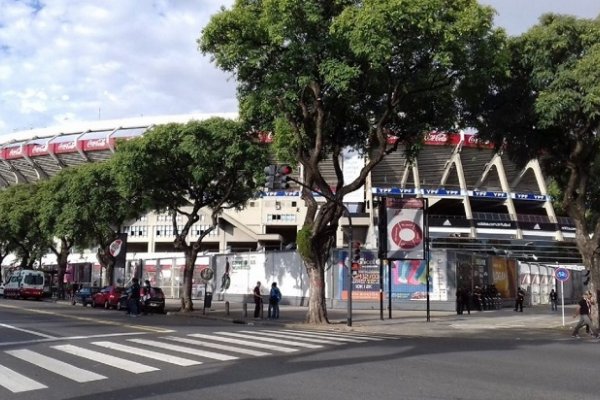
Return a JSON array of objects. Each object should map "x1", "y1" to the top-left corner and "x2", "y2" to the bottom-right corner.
[{"x1": 270, "y1": 287, "x2": 281, "y2": 302}]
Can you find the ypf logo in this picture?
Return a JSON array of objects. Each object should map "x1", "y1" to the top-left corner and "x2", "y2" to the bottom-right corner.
[{"x1": 390, "y1": 220, "x2": 423, "y2": 249}]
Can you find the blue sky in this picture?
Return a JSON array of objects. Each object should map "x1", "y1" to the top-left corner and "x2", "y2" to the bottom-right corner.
[{"x1": 0, "y1": 0, "x2": 598, "y2": 138}]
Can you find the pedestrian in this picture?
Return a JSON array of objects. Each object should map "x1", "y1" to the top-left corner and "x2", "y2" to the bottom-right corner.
[
  {"x1": 572, "y1": 292, "x2": 599, "y2": 338},
  {"x1": 461, "y1": 288, "x2": 471, "y2": 315},
  {"x1": 253, "y1": 281, "x2": 262, "y2": 318},
  {"x1": 128, "y1": 277, "x2": 141, "y2": 317},
  {"x1": 549, "y1": 289, "x2": 558, "y2": 311},
  {"x1": 514, "y1": 287, "x2": 525, "y2": 312},
  {"x1": 268, "y1": 282, "x2": 282, "y2": 319},
  {"x1": 456, "y1": 288, "x2": 464, "y2": 315}
]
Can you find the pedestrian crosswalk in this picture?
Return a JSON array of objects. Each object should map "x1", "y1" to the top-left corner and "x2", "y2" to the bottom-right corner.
[{"x1": 0, "y1": 328, "x2": 387, "y2": 394}]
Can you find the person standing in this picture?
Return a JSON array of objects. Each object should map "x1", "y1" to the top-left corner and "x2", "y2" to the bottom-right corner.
[
  {"x1": 456, "y1": 288, "x2": 464, "y2": 315},
  {"x1": 128, "y1": 277, "x2": 141, "y2": 317},
  {"x1": 268, "y1": 282, "x2": 282, "y2": 319},
  {"x1": 514, "y1": 287, "x2": 525, "y2": 312},
  {"x1": 549, "y1": 289, "x2": 558, "y2": 311},
  {"x1": 572, "y1": 292, "x2": 599, "y2": 338},
  {"x1": 253, "y1": 281, "x2": 262, "y2": 318}
]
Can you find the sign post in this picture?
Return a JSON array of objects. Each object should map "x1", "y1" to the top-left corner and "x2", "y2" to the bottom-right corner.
[{"x1": 554, "y1": 267, "x2": 570, "y2": 326}]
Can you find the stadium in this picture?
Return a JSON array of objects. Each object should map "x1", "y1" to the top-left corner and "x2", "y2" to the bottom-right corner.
[{"x1": 0, "y1": 114, "x2": 585, "y2": 310}]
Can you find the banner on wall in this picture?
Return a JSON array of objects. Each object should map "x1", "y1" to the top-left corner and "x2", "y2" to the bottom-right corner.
[
  {"x1": 383, "y1": 198, "x2": 426, "y2": 260},
  {"x1": 336, "y1": 249, "x2": 444, "y2": 301}
]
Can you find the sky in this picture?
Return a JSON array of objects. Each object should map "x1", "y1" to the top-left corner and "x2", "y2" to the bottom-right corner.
[{"x1": 0, "y1": 0, "x2": 599, "y2": 139}]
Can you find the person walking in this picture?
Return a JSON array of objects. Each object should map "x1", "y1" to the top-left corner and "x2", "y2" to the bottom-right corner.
[
  {"x1": 128, "y1": 277, "x2": 141, "y2": 317},
  {"x1": 456, "y1": 288, "x2": 465, "y2": 315},
  {"x1": 572, "y1": 292, "x2": 599, "y2": 338},
  {"x1": 514, "y1": 287, "x2": 525, "y2": 312},
  {"x1": 268, "y1": 282, "x2": 282, "y2": 319},
  {"x1": 549, "y1": 289, "x2": 558, "y2": 311},
  {"x1": 253, "y1": 281, "x2": 262, "y2": 318}
]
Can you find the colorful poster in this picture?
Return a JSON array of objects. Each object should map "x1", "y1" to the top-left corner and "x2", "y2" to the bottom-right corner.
[{"x1": 385, "y1": 198, "x2": 425, "y2": 260}]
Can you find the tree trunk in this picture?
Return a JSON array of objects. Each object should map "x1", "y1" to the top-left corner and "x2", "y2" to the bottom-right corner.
[
  {"x1": 180, "y1": 248, "x2": 199, "y2": 312},
  {"x1": 305, "y1": 262, "x2": 329, "y2": 324},
  {"x1": 56, "y1": 249, "x2": 69, "y2": 300}
]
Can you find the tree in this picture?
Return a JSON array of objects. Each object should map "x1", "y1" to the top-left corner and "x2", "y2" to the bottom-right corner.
[
  {"x1": 0, "y1": 183, "x2": 51, "y2": 269},
  {"x1": 112, "y1": 118, "x2": 268, "y2": 311},
  {"x1": 474, "y1": 14, "x2": 600, "y2": 320},
  {"x1": 36, "y1": 167, "x2": 99, "y2": 297},
  {"x1": 51, "y1": 161, "x2": 141, "y2": 285},
  {"x1": 200, "y1": 0, "x2": 506, "y2": 323}
]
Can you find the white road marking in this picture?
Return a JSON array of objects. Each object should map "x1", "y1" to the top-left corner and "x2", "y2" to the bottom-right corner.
[
  {"x1": 280, "y1": 329, "x2": 386, "y2": 341},
  {"x1": 188, "y1": 333, "x2": 298, "y2": 353},
  {"x1": 163, "y1": 336, "x2": 271, "y2": 356},
  {"x1": 6, "y1": 349, "x2": 106, "y2": 383},
  {"x1": 52, "y1": 344, "x2": 159, "y2": 373},
  {"x1": 127, "y1": 339, "x2": 238, "y2": 361},
  {"x1": 92, "y1": 341, "x2": 201, "y2": 366},
  {"x1": 216, "y1": 331, "x2": 323, "y2": 349},
  {"x1": 0, "y1": 323, "x2": 56, "y2": 339},
  {"x1": 266, "y1": 329, "x2": 368, "y2": 342},
  {"x1": 244, "y1": 330, "x2": 346, "y2": 345},
  {"x1": 0, "y1": 364, "x2": 47, "y2": 393}
]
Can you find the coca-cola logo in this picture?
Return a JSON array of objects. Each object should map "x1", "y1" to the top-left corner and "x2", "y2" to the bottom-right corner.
[
  {"x1": 86, "y1": 139, "x2": 107, "y2": 148},
  {"x1": 56, "y1": 141, "x2": 76, "y2": 151},
  {"x1": 7, "y1": 147, "x2": 22, "y2": 157},
  {"x1": 30, "y1": 144, "x2": 48, "y2": 155},
  {"x1": 466, "y1": 134, "x2": 479, "y2": 144},
  {"x1": 425, "y1": 132, "x2": 448, "y2": 143}
]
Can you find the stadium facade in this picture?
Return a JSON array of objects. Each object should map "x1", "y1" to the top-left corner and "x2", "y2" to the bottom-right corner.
[{"x1": 0, "y1": 114, "x2": 585, "y2": 309}]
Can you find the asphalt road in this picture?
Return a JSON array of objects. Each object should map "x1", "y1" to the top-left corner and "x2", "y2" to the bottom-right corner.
[{"x1": 1, "y1": 298, "x2": 599, "y2": 400}]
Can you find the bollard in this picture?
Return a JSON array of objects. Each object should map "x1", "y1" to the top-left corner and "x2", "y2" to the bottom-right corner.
[
  {"x1": 225, "y1": 301, "x2": 230, "y2": 316},
  {"x1": 243, "y1": 303, "x2": 247, "y2": 318}
]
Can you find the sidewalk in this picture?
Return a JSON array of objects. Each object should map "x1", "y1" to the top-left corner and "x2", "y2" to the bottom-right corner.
[{"x1": 165, "y1": 299, "x2": 579, "y2": 338}]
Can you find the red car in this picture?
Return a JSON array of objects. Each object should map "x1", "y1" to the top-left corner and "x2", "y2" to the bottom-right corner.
[{"x1": 92, "y1": 286, "x2": 125, "y2": 309}]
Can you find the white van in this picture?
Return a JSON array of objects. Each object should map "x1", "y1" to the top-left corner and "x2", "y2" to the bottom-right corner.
[{"x1": 4, "y1": 270, "x2": 45, "y2": 300}]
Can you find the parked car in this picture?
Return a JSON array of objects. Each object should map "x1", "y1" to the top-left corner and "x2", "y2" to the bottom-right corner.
[
  {"x1": 72, "y1": 287, "x2": 100, "y2": 306},
  {"x1": 118, "y1": 286, "x2": 165, "y2": 314},
  {"x1": 92, "y1": 286, "x2": 125, "y2": 309}
]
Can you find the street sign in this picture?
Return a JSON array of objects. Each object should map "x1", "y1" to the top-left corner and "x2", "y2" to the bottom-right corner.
[
  {"x1": 554, "y1": 267, "x2": 570, "y2": 282},
  {"x1": 200, "y1": 267, "x2": 214, "y2": 281}
]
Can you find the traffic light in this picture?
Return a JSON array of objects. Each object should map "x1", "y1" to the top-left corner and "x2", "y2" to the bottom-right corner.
[
  {"x1": 264, "y1": 164, "x2": 293, "y2": 190},
  {"x1": 584, "y1": 270, "x2": 591, "y2": 285},
  {"x1": 352, "y1": 241, "x2": 361, "y2": 262},
  {"x1": 275, "y1": 165, "x2": 292, "y2": 189},
  {"x1": 264, "y1": 165, "x2": 277, "y2": 190}
]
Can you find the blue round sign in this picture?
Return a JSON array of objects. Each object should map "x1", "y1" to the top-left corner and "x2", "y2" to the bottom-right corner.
[{"x1": 555, "y1": 267, "x2": 570, "y2": 282}]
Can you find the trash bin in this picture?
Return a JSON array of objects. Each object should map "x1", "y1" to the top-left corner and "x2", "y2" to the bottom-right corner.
[{"x1": 204, "y1": 292, "x2": 213, "y2": 308}]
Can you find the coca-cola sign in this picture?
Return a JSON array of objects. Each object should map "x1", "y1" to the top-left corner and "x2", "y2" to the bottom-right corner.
[
  {"x1": 5, "y1": 146, "x2": 23, "y2": 159},
  {"x1": 53, "y1": 141, "x2": 78, "y2": 154},
  {"x1": 424, "y1": 131, "x2": 450, "y2": 145},
  {"x1": 28, "y1": 144, "x2": 49, "y2": 157},
  {"x1": 82, "y1": 138, "x2": 110, "y2": 151}
]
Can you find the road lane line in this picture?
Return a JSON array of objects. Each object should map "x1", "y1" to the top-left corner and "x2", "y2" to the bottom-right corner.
[
  {"x1": 0, "y1": 303, "x2": 173, "y2": 333},
  {"x1": 216, "y1": 332, "x2": 323, "y2": 349},
  {"x1": 0, "y1": 364, "x2": 47, "y2": 393},
  {"x1": 0, "y1": 332, "x2": 147, "y2": 348},
  {"x1": 6, "y1": 349, "x2": 106, "y2": 383},
  {"x1": 163, "y1": 336, "x2": 271, "y2": 356},
  {"x1": 92, "y1": 341, "x2": 201, "y2": 366},
  {"x1": 52, "y1": 344, "x2": 159, "y2": 373},
  {"x1": 127, "y1": 339, "x2": 238, "y2": 361},
  {"x1": 187, "y1": 333, "x2": 298, "y2": 353},
  {"x1": 0, "y1": 323, "x2": 56, "y2": 339}
]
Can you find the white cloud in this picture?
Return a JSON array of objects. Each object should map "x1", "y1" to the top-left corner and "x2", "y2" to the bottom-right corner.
[{"x1": 0, "y1": 0, "x2": 599, "y2": 137}]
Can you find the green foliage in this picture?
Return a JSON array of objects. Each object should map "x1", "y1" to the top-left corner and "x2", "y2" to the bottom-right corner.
[
  {"x1": 113, "y1": 118, "x2": 267, "y2": 218},
  {"x1": 0, "y1": 184, "x2": 50, "y2": 267},
  {"x1": 476, "y1": 14, "x2": 600, "y2": 236},
  {"x1": 296, "y1": 226, "x2": 313, "y2": 260}
]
